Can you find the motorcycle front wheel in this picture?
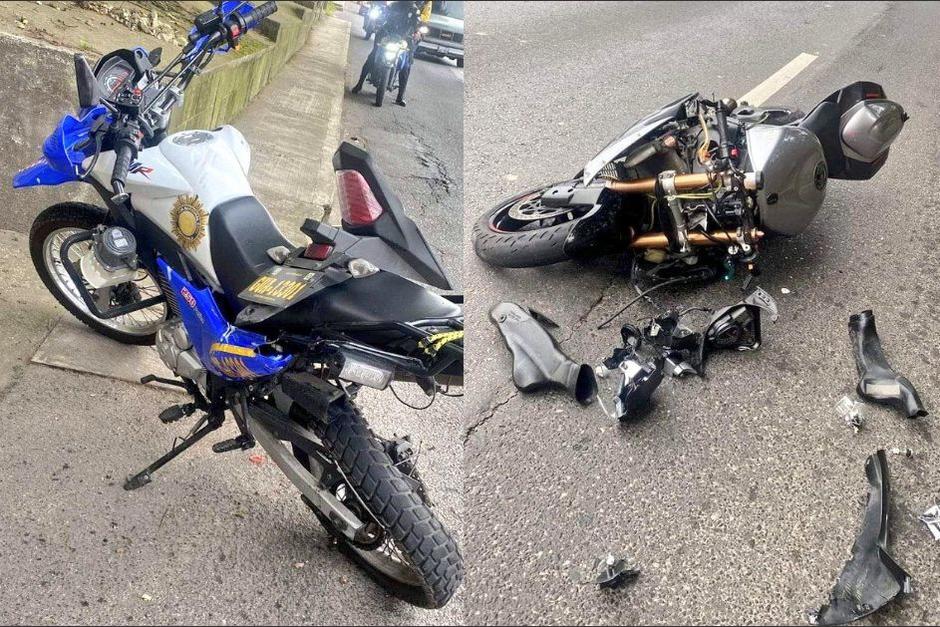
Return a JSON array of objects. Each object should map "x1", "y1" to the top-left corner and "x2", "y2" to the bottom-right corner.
[
  {"x1": 375, "y1": 66, "x2": 390, "y2": 107},
  {"x1": 29, "y1": 202, "x2": 167, "y2": 345},
  {"x1": 472, "y1": 181, "x2": 594, "y2": 267},
  {"x1": 304, "y1": 399, "x2": 463, "y2": 608}
]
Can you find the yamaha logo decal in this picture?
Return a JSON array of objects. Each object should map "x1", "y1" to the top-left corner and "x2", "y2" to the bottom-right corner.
[{"x1": 170, "y1": 194, "x2": 208, "y2": 251}]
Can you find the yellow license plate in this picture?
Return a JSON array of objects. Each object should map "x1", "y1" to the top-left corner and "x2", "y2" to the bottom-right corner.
[{"x1": 239, "y1": 266, "x2": 320, "y2": 307}]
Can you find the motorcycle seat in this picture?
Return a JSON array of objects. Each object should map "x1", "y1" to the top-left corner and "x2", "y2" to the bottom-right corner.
[{"x1": 209, "y1": 195, "x2": 293, "y2": 301}]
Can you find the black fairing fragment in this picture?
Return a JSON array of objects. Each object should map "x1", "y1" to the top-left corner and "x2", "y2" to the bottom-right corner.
[
  {"x1": 812, "y1": 450, "x2": 911, "y2": 626},
  {"x1": 332, "y1": 142, "x2": 453, "y2": 290},
  {"x1": 849, "y1": 310, "x2": 927, "y2": 419},
  {"x1": 490, "y1": 302, "x2": 597, "y2": 405}
]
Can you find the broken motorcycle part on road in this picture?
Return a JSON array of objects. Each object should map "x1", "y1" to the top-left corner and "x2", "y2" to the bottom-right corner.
[
  {"x1": 593, "y1": 554, "x2": 641, "y2": 590},
  {"x1": 835, "y1": 395, "x2": 864, "y2": 433},
  {"x1": 625, "y1": 287, "x2": 778, "y2": 378},
  {"x1": 596, "y1": 325, "x2": 664, "y2": 420},
  {"x1": 810, "y1": 450, "x2": 912, "y2": 626},
  {"x1": 490, "y1": 302, "x2": 597, "y2": 405},
  {"x1": 849, "y1": 310, "x2": 928, "y2": 419},
  {"x1": 920, "y1": 505, "x2": 940, "y2": 541}
]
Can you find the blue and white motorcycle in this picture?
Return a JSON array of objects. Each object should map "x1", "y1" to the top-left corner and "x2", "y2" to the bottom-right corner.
[{"x1": 13, "y1": 1, "x2": 463, "y2": 608}]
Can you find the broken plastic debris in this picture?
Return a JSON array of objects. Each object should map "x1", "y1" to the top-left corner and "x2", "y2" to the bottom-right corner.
[
  {"x1": 781, "y1": 287, "x2": 791, "y2": 294},
  {"x1": 811, "y1": 450, "x2": 911, "y2": 625},
  {"x1": 835, "y1": 396, "x2": 863, "y2": 433},
  {"x1": 593, "y1": 554, "x2": 640, "y2": 589},
  {"x1": 249, "y1": 454, "x2": 265, "y2": 466},
  {"x1": 920, "y1": 505, "x2": 940, "y2": 541},
  {"x1": 889, "y1": 447, "x2": 914, "y2": 458}
]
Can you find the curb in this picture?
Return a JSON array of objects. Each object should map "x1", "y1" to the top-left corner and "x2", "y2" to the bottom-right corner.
[{"x1": 313, "y1": 16, "x2": 351, "y2": 226}]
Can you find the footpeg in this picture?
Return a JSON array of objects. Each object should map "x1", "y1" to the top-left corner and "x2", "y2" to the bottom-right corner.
[
  {"x1": 158, "y1": 403, "x2": 196, "y2": 424},
  {"x1": 212, "y1": 434, "x2": 255, "y2": 453},
  {"x1": 141, "y1": 374, "x2": 187, "y2": 389}
]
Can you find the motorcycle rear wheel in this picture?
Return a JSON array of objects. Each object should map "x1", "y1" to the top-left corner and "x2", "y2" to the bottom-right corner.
[
  {"x1": 306, "y1": 399, "x2": 463, "y2": 608},
  {"x1": 472, "y1": 181, "x2": 592, "y2": 267}
]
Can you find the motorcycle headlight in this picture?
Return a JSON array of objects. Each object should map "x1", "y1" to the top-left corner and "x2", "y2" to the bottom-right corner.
[
  {"x1": 369, "y1": 8, "x2": 381, "y2": 18},
  {"x1": 383, "y1": 41, "x2": 402, "y2": 52},
  {"x1": 419, "y1": 25, "x2": 429, "y2": 34}
]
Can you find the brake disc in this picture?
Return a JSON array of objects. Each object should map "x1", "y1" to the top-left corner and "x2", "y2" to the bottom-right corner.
[{"x1": 506, "y1": 194, "x2": 573, "y2": 221}]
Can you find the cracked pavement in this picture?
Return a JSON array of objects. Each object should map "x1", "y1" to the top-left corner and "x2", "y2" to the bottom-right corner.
[{"x1": 462, "y1": 2, "x2": 940, "y2": 624}]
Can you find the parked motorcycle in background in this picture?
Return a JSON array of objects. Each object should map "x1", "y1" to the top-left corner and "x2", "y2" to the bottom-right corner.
[
  {"x1": 13, "y1": 0, "x2": 463, "y2": 609},
  {"x1": 362, "y1": 1, "x2": 387, "y2": 40},
  {"x1": 473, "y1": 83, "x2": 907, "y2": 292}
]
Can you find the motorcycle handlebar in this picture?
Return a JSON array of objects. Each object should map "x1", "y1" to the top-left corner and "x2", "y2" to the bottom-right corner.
[
  {"x1": 202, "y1": 1, "x2": 278, "y2": 49},
  {"x1": 110, "y1": 128, "x2": 139, "y2": 204},
  {"x1": 243, "y1": 1, "x2": 278, "y2": 30}
]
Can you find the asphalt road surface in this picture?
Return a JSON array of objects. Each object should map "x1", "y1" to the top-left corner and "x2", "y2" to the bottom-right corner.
[
  {"x1": 462, "y1": 2, "x2": 940, "y2": 624},
  {"x1": 339, "y1": 6, "x2": 464, "y2": 287}
]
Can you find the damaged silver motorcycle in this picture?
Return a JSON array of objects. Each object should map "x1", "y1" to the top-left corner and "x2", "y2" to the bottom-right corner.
[{"x1": 472, "y1": 82, "x2": 907, "y2": 286}]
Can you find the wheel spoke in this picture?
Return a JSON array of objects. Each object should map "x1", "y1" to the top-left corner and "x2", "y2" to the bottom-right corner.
[{"x1": 43, "y1": 227, "x2": 166, "y2": 337}]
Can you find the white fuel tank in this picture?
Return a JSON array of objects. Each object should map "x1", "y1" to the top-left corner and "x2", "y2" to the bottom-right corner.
[{"x1": 90, "y1": 126, "x2": 254, "y2": 287}]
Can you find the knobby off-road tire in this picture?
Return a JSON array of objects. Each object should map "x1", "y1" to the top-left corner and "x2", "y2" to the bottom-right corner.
[
  {"x1": 29, "y1": 202, "x2": 163, "y2": 345},
  {"x1": 472, "y1": 184, "x2": 588, "y2": 268},
  {"x1": 375, "y1": 67, "x2": 389, "y2": 107},
  {"x1": 315, "y1": 400, "x2": 463, "y2": 608}
]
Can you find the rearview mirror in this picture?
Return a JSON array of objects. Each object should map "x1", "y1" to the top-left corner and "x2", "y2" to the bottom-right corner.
[
  {"x1": 74, "y1": 53, "x2": 99, "y2": 109},
  {"x1": 148, "y1": 47, "x2": 163, "y2": 67}
]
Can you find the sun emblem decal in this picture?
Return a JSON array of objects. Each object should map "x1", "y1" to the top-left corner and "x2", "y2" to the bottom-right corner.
[{"x1": 170, "y1": 194, "x2": 207, "y2": 251}]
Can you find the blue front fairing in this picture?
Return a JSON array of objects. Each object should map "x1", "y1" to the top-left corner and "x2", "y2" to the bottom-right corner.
[
  {"x1": 13, "y1": 105, "x2": 110, "y2": 188},
  {"x1": 159, "y1": 259, "x2": 293, "y2": 381}
]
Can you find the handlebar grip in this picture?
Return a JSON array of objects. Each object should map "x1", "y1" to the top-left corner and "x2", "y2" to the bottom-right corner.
[
  {"x1": 243, "y1": 1, "x2": 278, "y2": 30},
  {"x1": 111, "y1": 139, "x2": 136, "y2": 204}
]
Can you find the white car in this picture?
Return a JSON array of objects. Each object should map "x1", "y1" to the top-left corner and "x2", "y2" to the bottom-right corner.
[{"x1": 417, "y1": 0, "x2": 464, "y2": 67}]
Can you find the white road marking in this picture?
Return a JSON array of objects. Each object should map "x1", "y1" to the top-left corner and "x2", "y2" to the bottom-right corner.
[
  {"x1": 738, "y1": 52, "x2": 818, "y2": 106},
  {"x1": 450, "y1": 66, "x2": 464, "y2": 81}
]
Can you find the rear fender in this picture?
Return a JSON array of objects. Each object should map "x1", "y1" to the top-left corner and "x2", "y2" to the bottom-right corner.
[{"x1": 331, "y1": 141, "x2": 453, "y2": 290}]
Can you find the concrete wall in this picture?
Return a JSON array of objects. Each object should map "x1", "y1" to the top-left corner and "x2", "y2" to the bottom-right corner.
[
  {"x1": 169, "y1": 1, "x2": 326, "y2": 132},
  {"x1": 0, "y1": 33, "x2": 96, "y2": 234}
]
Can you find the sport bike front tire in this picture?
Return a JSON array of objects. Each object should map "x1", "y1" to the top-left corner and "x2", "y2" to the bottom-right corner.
[{"x1": 472, "y1": 183, "x2": 589, "y2": 267}]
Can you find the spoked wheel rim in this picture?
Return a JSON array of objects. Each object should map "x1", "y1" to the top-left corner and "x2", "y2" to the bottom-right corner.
[
  {"x1": 328, "y1": 482, "x2": 425, "y2": 587},
  {"x1": 488, "y1": 187, "x2": 590, "y2": 233},
  {"x1": 42, "y1": 227, "x2": 166, "y2": 336}
]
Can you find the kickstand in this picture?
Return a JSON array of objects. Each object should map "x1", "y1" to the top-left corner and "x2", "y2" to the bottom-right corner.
[{"x1": 124, "y1": 411, "x2": 224, "y2": 490}]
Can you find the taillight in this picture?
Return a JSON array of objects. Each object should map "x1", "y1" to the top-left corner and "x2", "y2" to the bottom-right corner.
[
  {"x1": 303, "y1": 242, "x2": 333, "y2": 260},
  {"x1": 336, "y1": 170, "x2": 383, "y2": 226}
]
